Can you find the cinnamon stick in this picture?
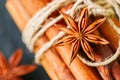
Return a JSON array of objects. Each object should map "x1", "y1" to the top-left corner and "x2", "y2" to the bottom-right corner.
[
  {"x1": 6, "y1": 0, "x2": 76, "y2": 80},
  {"x1": 6, "y1": 0, "x2": 30, "y2": 31},
  {"x1": 92, "y1": 17, "x2": 120, "y2": 80},
  {"x1": 112, "y1": 61, "x2": 120, "y2": 80},
  {"x1": 94, "y1": 45, "x2": 113, "y2": 80},
  {"x1": 20, "y1": 0, "x2": 51, "y2": 16},
  {"x1": 6, "y1": 0, "x2": 101, "y2": 80},
  {"x1": 95, "y1": 46, "x2": 120, "y2": 80},
  {"x1": 98, "y1": 18, "x2": 119, "y2": 52},
  {"x1": 46, "y1": 25, "x2": 101, "y2": 80},
  {"x1": 7, "y1": 0, "x2": 120, "y2": 79},
  {"x1": 36, "y1": 36, "x2": 76, "y2": 80},
  {"x1": 6, "y1": 0, "x2": 58, "y2": 79},
  {"x1": 20, "y1": 0, "x2": 102, "y2": 79},
  {"x1": 41, "y1": 54, "x2": 59, "y2": 80}
]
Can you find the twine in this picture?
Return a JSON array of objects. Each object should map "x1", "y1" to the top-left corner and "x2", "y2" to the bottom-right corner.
[
  {"x1": 22, "y1": 0, "x2": 75, "y2": 51},
  {"x1": 78, "y1": 41, "x2": 120, "y2": 67},
  {"x1": 22, "y1": 0, "x2": 120, "y2": 66},
  {"x1": 107, "y1": 0, "x2": 120, "y2": 22},
  {"x1": 78, "y1": 0, "x2": 120, "y2": 66},
  {"x1": 116, "y1": 0, "x2": 120, "y2": 4},
  {"x1": 35, "y1": 0, "x2": 84, "y2": 64}
]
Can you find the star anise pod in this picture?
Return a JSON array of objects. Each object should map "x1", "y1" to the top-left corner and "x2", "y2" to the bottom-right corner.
[
  {"x1": 55, "y1": 8, "x2": 109, "y2": 64},
  {"x1": 0, "y1": 49, "x2": 36, "y2": 80}
]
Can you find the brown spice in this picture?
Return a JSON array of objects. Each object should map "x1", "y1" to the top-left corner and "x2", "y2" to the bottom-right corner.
[
  {"x1": 55, "y1": 8, "x2": 109, "y2": 63},
  {"x1": 0, "y1": 49, "x2": 36, "y2": 80},
  {"x1": 6, "y1": 0, "x2": 101, "y2": 80},
  {"x1": 6, "y1": 0, "x2": 120, "y2": 80}
]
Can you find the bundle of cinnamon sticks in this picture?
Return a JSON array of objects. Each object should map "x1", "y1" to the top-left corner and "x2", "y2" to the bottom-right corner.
[{"x1": 6, "y1": 0, "x2": 120, "y2": 80}]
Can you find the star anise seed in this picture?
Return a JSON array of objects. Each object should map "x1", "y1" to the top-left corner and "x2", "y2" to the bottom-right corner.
[
  {"x1": 0, "y1": 49, "x2": 36, "y2": 80},
  {"x1": 55, "y1": 8, "x2": 109, "y2": 64}
]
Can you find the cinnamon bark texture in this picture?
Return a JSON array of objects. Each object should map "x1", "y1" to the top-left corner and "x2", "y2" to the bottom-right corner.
[
  {"x1": 6, "y1": 0, "x2": 101, "y2": 80},
  {"x1": 93, "y1": 17, "x2": 120, "y2": 80},
  {"x1": 6, "y1": 0, "x2": 120, "y2": 80},
  {"x1": 20, "y1": 0, "x2": 51, "y2": 16},
  {"x1": 88, "y1": 17, "x2": 120, "y2": 80},
  {"x1": 6, "y1": 0, "x2": 75, "y2": 80}
]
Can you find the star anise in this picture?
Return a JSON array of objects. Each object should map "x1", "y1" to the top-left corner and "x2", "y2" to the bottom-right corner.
[
  {"x1": 55, "y1": 8, "x2": 109, "y2": 64},
  {"x1": 0, "y1": 49, "x2": 36, "y2": 80}
]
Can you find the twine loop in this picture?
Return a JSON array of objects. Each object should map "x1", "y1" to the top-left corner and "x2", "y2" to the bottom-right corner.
[{"x1": 22, "y1": 0, "x2": 120, "y2": 66}]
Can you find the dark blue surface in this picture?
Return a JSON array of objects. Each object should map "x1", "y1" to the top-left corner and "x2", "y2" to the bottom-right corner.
[{"x1": 0, "y1": 0, "x2": 49, "y2": 80}]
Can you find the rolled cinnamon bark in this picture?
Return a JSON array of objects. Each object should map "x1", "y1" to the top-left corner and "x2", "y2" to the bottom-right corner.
[
  {"x1": 6, "y1": 0, "x2": 76, "y2": 80},
  {"x1": 6, "y1": 0, "x2": 101, "y2": 80},
  {"x1": 98, "y1": 18, "x2": 119, "y2": 52},
  {"x1": 92, "y1": 17, "x2": 120, "y2": 80},
  {"x1": 20, "y1": 0, "x2": 51, "y2": 16},
  {"x1": 94, "y1": 43, "x2": 120, "y2": 80},
  {"x1": 6, "y1": 0, "x2": 58, "y2": 79},
  {"x1": 6, "y1": 0, "x2": 120, "y2": 80},
  {"x1": 87, "y1": 16, "x2": 120, "y2": 80},
  {"x1": 45, "y1": 26, "x2": 101, "y2": 80},
  {"x1": 18, "y1": 0, "x2": 101, "y2": 79},
  {"x1": 6, "y1": 0, "x2": 30, "y2": 31},
  {"x1": 37, "y1": 36, "x2": 75, "y2": 80},
  {"x1": 100, "y1": 21, "x2": 120, "y2": 80},
  {"x1": 41, "y1": 53, "x2": 59, "y2": 80}
]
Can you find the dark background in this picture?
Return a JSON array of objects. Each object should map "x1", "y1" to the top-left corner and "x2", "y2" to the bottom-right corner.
[{"x1": 0, "y1": 0, "x2": 49, "y2": 80}]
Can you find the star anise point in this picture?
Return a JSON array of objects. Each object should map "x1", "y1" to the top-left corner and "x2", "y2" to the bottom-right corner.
[
  {"x1": 0, "y1": 49, "x2": 36, "y2": 80},
  {"x1": 55, "y1": 8, "x2": 109, "y2": 63}
]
